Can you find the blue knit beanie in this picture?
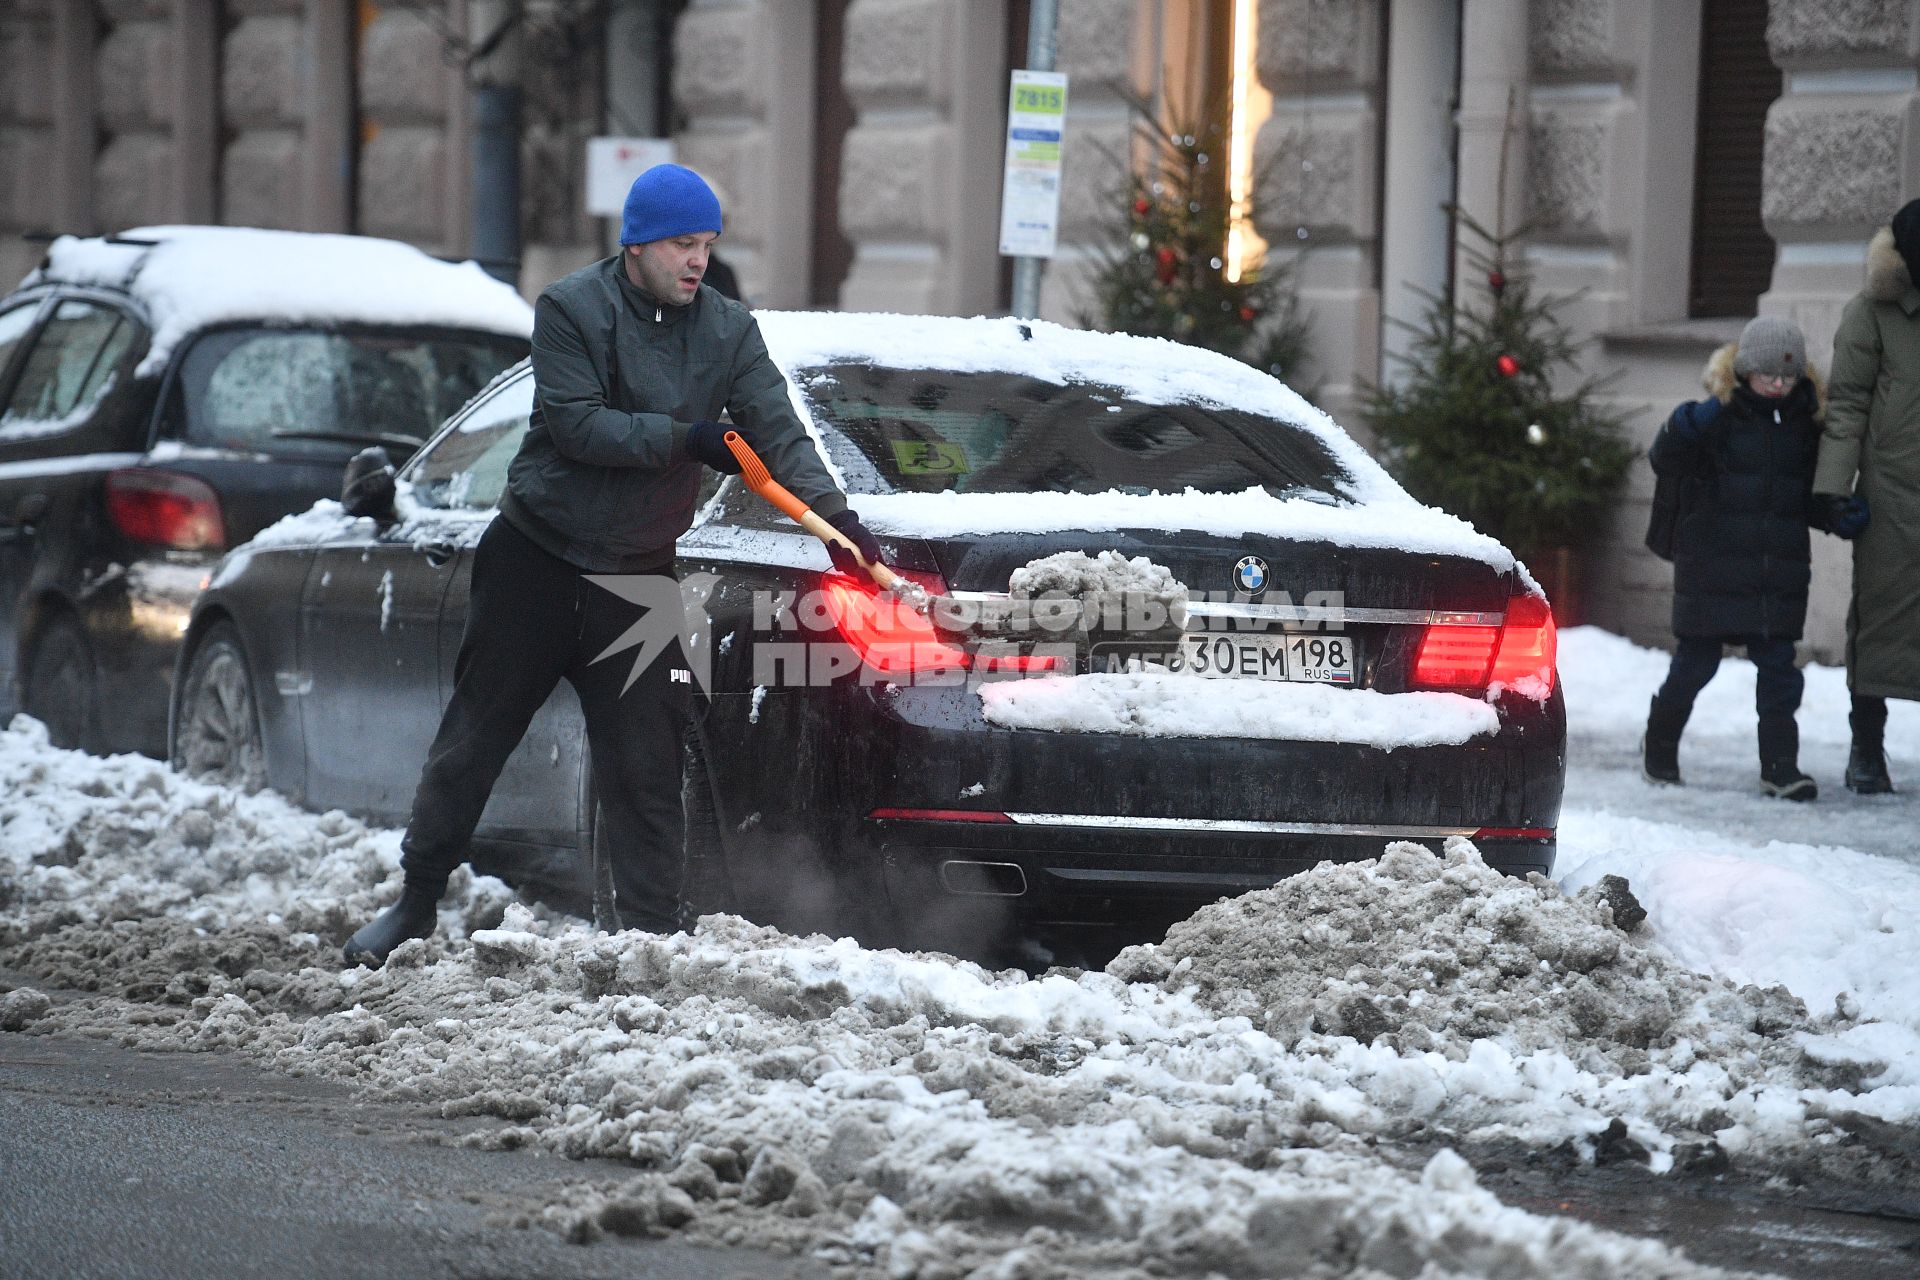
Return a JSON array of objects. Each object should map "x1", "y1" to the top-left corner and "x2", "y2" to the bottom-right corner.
[{"x1": 620, "y1": 164, "x2": 723, "y2": 246}]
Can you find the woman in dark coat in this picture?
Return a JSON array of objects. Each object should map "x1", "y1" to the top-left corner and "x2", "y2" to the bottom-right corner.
[{"x1": 1641, "y1": 316, "x2": 1828, "y2": 800}]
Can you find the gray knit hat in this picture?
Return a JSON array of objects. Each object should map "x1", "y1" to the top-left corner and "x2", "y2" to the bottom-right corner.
[{"x1": 1733, "y1": 315, "x2": 1806, "y2": 380}]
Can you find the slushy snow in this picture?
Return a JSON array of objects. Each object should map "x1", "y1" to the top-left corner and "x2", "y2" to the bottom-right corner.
[{"x1": 4, "y1": 627, "x2": 1919, "y2": 1279}]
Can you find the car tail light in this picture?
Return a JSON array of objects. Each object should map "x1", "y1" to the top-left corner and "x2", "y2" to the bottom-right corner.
[
  {"x1": 1412, "y1": 592, "x2": 1556, "y2": 694},
  {"x1": 105, "y1": 469, "x2": 225, "y2": 552},
  {"x1": 820, "y1": 570, "x2": 969, "y2": 675},
  {"x1": 869, "y1": 808, "x2": 1014, "y2": 823},
  {"x1": 1487, "y1": 593, "x2": 1556, "y2": 691},
  {"x1": 819, "y1": 572, "x2": 1062, "y2": 677},
  {"x1": 1472, "y1": 826, "x2": 1555, "y2": 840}
]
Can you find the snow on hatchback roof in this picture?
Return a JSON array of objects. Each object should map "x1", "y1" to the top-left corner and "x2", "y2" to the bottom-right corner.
[
  {"x1": 756, "y1": 310, "x2": 1518, "y2": 571},
  {"x1": 22, "y1": 225, "x2": 534, "y2": 379}
]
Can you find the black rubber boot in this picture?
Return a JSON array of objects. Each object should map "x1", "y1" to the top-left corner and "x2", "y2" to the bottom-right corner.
[
  {"x1": 1641, "y1": 695, "x2": 1689, "y2": 785},
  {"x1": 1846, "y1": 693, "x2": 1894, "y2": 794},
  {"x1": 1757, "y1": 714, "x2": 1817, "y2": 802},
  {"x1": 343, "y1": 881, "x2": 443, "y2": 966}
]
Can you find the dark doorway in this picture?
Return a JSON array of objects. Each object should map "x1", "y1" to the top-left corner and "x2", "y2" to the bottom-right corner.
[{"x1": 1688, "y1": 0, "x2": 1779, "y2": 317}]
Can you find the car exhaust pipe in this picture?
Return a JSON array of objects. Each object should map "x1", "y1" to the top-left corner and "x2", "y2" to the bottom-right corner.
[{"x1": 938, "y1": 860, "x2": 1028, "y2": 897}]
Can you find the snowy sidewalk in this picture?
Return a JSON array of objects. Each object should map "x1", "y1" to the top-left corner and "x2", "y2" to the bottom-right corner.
[{"x1": 2, "y1": 627, "x2": 1918, "y2": 1279}]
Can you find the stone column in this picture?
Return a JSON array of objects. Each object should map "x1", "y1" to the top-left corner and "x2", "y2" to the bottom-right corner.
[
  {"x1": 223, "y1": 6, "x2": 309, "y2": 231},
  {"x1": 52, "y1": 0, "x2": 96, "y2": 235},
  {"x1": 171, "y1": 0, "x2": 219, "y2": 225},
  {"x1": 1453, "y1": 0, "x2": 1528, "y2": 301},
  {"x1": 1378, "y1": 0, "x2": 1459, "y2": 384},
  {"x1": 834, "y1": 0, "x2": 1009, "y2": 315},
  {"x1": 358, "y1": 2, "x2": 456, "y2": 249},
  {"x1": 1, "y1": 2, "x2": 60, "y2": 283},
  {"x1": 303, "y1": 0, "x2": 354, "y2": 233},
  {"x1": 1759, "y1": 4, "x2": 1920, "y2": 368},
  {"x1": 674, "y1": 0, "x2": 820, "y2": 309},
  {"x1": 1251, "y1": 0, "x2": 1385, "y2": 432}
]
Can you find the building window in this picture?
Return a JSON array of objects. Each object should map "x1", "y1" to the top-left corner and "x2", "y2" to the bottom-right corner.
[{"x1": 1688, "y1": 0, "x2": 1779, "y2": 318}]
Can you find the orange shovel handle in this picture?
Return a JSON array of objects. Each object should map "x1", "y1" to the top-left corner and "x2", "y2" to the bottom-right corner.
[{"x1": 723, "y1": 431, "x2": 901, "y2": 592}]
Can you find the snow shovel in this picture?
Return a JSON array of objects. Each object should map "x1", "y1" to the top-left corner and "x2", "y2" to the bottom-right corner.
[{"x1": 722, "y1": 431, "x2": 928, "y2": 608}]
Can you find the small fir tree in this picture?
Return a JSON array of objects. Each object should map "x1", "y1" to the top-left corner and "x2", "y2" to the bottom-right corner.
[
  {"x1": 1364, "y1": 212, "x2": 1634, "y2": 566},
  {"x1": 1078, "y1": 100, "x2": 1311, "y2": 388}
]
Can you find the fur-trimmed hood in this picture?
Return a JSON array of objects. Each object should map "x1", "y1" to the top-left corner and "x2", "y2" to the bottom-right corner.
[
  {"x1": 1866, "y1": 225, "x2": 1914, "y2": 303},
  {"x1": 1701, "y1": 341, "x2": 1825, "y2": 420}
]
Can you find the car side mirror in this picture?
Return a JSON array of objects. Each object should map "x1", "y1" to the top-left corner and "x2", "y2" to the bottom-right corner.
[{"x1": 341, "y1": 446, "x2": 397, "y2": 522}]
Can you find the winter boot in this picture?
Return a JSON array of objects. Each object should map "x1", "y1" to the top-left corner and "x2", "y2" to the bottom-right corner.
[
  {"x1": 1845, "y1": 693, "x2": 1895, "y2": 794},
  {"x1": 1757, "y1": 714, "x2": 1817, "y2": 802},
  {"x1": 1641, "y1": 695, "x2": 1689, "y2": 785},
  {"x1": 343, "y1": 880, "x2": 443, "y2": 966}
]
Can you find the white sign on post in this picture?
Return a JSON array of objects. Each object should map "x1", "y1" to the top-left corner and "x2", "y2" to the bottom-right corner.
[
  {"x1": 998, "y1": 70, "x2": 1069, "y2": 258},
  {"x1": 585, "y1": 137, "x2": 676, "y2": 216}
]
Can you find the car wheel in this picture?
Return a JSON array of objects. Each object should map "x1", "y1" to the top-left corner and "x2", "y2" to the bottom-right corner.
[
  {"x1": 171, "y1": 621, "x2": 266, "y2": 791},
  {"x1": 22, "y1": 614, "x2": 99, "y2": 752},
  {"x1": 680, "y1": 730, "x2": 739, "y2": 924}
]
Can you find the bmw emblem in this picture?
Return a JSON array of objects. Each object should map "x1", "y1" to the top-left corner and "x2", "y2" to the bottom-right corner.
[{"x1": 1232, "y1": 555, "x2": 1269, "y2": 596}]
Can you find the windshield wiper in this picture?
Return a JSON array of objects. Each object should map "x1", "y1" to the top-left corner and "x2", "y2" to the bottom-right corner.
[{"x1": 270, "y1": 429, "x2": 427, "y2": 451}]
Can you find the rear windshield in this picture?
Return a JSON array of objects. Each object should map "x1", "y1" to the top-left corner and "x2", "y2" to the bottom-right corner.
[
  {"x1": 175, "y1": 327, "x2": 528, "y2": 458},
  {"x1": 795, "y1": 365, "x2": 1352, "y2": 500}
]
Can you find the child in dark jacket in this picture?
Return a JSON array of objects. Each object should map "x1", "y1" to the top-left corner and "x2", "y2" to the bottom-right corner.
[{"x1": 1641, "y1": 316, "x2": 1847, "y2": 801}]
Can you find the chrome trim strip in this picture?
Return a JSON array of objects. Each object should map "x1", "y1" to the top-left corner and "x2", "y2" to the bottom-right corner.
[
  {"x1": 1045, "y1": 867, "x2": 1295, "y2": 888},
  {"x1": 943, "y1": 591, "x2": 1503, "y2": 627},
  {"x1": 1006, "y1": 813, "x2": 1479, "y2": 838}
]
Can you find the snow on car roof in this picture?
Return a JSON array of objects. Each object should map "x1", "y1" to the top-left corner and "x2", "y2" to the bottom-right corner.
[
  {"x1": 755, "y1": 311, "x2": 1519, "y2": 572},
  {"x1": 21, "y1": 225, "x2": 534, "y2": 379}
]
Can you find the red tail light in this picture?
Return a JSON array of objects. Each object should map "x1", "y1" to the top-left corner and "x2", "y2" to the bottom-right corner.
[
  {"x1": 1413, "y1": 592, "x2": 1556, "y2": 694},
  {"x1": 820, "y1": 571, "x2": 971, "y2": 676},
  {"x1": 818, "y1": 572, "x2": 1064, "y2": 678},
  {"x1": 105, "y1": 469, "x2": 225, "y2": 551},
  {"x1": 1487, "y1": 593, "x2": 1556, "y2": 692},
  {"x1": 869, "y1": 808, "x2": 1014, "y2": 823}
]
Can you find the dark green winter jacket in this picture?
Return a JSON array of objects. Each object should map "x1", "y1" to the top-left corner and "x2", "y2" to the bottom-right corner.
[
  {"x1": 501, "y1": 255, "x2": 847, "y2": 572},
  {"x1": 1817, "y1": 226, "x2": 1920, "y2": 701}
]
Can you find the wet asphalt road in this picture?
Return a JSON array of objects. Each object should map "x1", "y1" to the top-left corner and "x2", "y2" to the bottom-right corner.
[{"x1": 0, "y1": 1032, "x2": 827, "y2": 1280}]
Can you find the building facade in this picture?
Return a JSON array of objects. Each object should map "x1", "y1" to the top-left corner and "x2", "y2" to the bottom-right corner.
[{"x1": 4, "y1": 0, "x2": 1915, "y2": 655}]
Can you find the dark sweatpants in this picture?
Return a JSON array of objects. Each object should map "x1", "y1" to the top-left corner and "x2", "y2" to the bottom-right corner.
[{"x1": 399, "y1": 517, "x2": 690, "y2": 931}]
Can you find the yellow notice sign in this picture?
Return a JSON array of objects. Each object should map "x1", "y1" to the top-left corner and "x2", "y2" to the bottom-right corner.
[{"x1": 998, "y1": 70, "x2": 1069, "y2": 258}]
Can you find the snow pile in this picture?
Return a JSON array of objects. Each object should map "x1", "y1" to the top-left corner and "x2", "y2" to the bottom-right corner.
[
  {"x1": 26, "y1": 226, "x2": 533, "y2": 378},
  {"x1": 981, "y1": 675, "x2": 1500, "y2": 746},
  {"x1": 1007, "y1": 549, "x2": 1189, "y2": 631},
  {"x1": 0, "y1": 717, "x2": 509, "y2": 958}
]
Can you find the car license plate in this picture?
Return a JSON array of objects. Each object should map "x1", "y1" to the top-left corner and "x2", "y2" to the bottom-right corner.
[{"x1": 1105, "y1": 633, "x2": 1358, "y2": 683}]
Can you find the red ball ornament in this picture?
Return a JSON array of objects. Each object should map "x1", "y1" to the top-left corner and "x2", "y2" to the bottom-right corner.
[
  {"x1": 1488, "y1": 270, "x2": 1506, "y2": 294},
  {"x1": 1133, "y1": 196, "x2": 1151, "y2": 216},
  {"x1": 1238, "y1": 305, "x2": 1257, "y2": 322},
  {"x1": 1496, "y1": 353, "x2": 1521, "y2": 378},
  {"x1": 1154, "y1": 246, "x2": 1178, "y2": 284}
]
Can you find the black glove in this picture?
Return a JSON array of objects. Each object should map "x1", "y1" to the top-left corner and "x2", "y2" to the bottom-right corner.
[
  {"x1": 824, "y1": 508, "x2": 885, "y2": 576},
  {"x1": 685, "y1": 420, "x2": 752, "y2": 475},
  {"x1": 1810, "y1": 493, "x2": 1870, "y2": 540}
]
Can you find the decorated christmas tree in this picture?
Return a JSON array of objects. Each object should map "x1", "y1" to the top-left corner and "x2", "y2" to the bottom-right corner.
[
  {"x1": 1078, "y1": 100, "x2": 1310, "y2": 387},
  {"x1": 1364, "y1": 211, "x2": 1633, "y2": 571}
]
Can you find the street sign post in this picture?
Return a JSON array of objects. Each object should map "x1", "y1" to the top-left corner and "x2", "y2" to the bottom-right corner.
[{"x1": 998, "y1": 70, "x2": 1069, "y2": 263}]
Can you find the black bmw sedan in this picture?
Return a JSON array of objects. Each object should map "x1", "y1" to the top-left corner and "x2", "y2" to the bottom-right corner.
[{"x1": 171, "y1": 313, "x2": 1563, "y2": 956}]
